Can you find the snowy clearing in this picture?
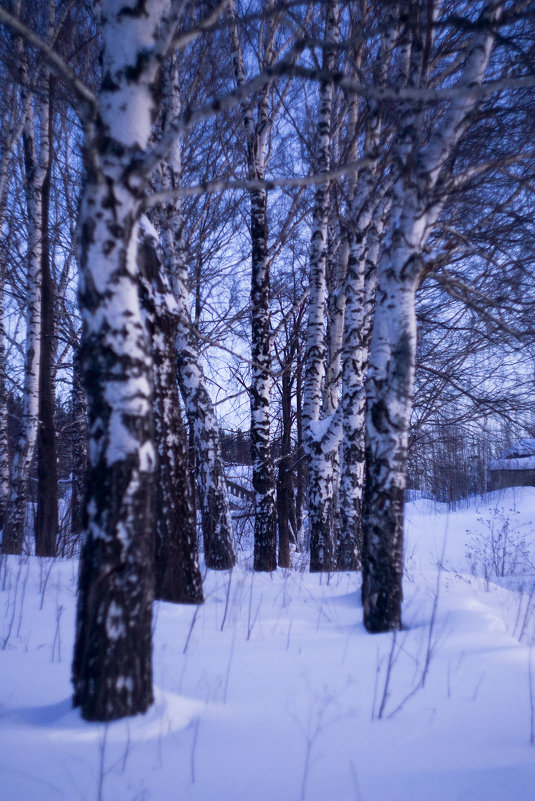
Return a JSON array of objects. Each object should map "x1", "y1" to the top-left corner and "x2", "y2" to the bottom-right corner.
[{"x1": 1, "y1": 487, "x2": 535, "y2": 801}]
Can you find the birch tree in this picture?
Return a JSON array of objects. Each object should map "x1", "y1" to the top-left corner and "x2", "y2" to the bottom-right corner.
[
  {"x1": 71, "y1": 0, "x2": 180, "y2": 721},
  {"x1": 35, "y1": 78, "x2": 58, "y2": 557},
  {"x1": 228, "y1": 0, "x2": 279, "y2": 571},
  {"x1": 2, "y1": 26, "x2": 51, "y2": 554},
  {"x1": 361, "y1": 0, "x2": 505, "y2": 632},
  {"x1": 0, "y1": 3, "x2": 30, "y2": 533},
  {"x1": 138, "y1": 225, "x2": 203, "y2": 604},
  {"x1": 70, "y1": 0, "x2": 238, "y2": 720},
  {"x1": 302, "y1": 0, "x2": 341, "y2": 573},
  {"x1": 156, "y1": 54, "x2": 235, "y2": 570},
  {"x1": 336, "y1": 3, "x2": 394, "y2": 570}
]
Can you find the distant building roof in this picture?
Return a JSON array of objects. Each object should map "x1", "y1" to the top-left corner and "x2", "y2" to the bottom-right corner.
[
  {"x1": 490, "y1": 439, "x2": 535, "y2": 471},
  {"x1": 501, "y1": 439, "x2": 535, "y2": 459}
]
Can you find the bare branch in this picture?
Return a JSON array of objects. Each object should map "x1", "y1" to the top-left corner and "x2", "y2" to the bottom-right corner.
[
  {"x1": 144, "y1": 158, "x2": 370, "y2": 206},
  {"x1": 0, "y1": 6, "x2": 96, "y2": 112}
]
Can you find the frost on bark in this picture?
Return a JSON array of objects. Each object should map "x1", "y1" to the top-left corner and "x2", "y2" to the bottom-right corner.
[
  {"x1": 72, "y1": 0, "x2": 174, "y2": 721},
  {"x1": 138, "y1": 232, "x2": 203, "y2": 604},
  {"x1": 157, "y1": 57, "x2": 235, "y2": 570},
  {"x1": 303, "y1": 0, "x2": 340, "y2": 573},
  {"x1": 2, "y1": 94, "x2": 48, "y2": 554},
  {"x1": 362, "y1": 0, "x2": 501, "y2": 632},
  {"x1": 229, "y1": 0, "x2": 277, "y2": 571}
]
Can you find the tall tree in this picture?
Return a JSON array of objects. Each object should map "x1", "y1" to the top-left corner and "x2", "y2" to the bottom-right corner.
[
  {"x1": 138, "y1": 225, "x2": 203, "y2": 604},
  {"x1": 0, "y1": 0, "x2": 30, "y2": 533},
  {"x1": 35, "y1": 79, "x2": 58, "y2": 557},
  {"x1": 228, "y1": 0, "x2": 279, "y2": 571},
  {"x1": 336, "y1": 2, "x2": 394, "y2": 570},
  {"x1": 2, "y1": 22, "x2": 51, "y2": 554},
  {"x1": 302, "y1": 0, "x2": 341, "y2": 572},
  {"x1": 362, "y1": 0, "x2": 504, "y2": 632},
  {"x1": 156, "y1": 54, "x2": 235, "y2": 570},
  {"x1": 72, "y1": 0, "x2": 174, "y2": 721}
]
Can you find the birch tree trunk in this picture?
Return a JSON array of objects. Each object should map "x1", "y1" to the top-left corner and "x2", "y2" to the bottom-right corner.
[
  {"x1": 303, "y1": 0, "x2": 340, "y2": 572},
  {"x1": 157, "y1": 57, "x2": 235, "y2": 570},
  {"x1": 138, "y1": 232, "x2": 203, "y2": 604},
  {"x1": 70, "y1": 347, "x2": 87, "y2": 543},
  {"x1": 362, "y1": 0, "x2": 502, "y2": 632},
  {"x1": 72, "y1": 0, "x2": 173, "y2": 721},
  {"x1": 0, "y1": 1, "x2": 27, "y2": 532},
  {"x1": 229, "y1": 0, "x2": 277, "y2": 571},
  {"x1": 0, "y1": 272, "x2": 8, "y2": 535},
  {"x1": 2, "y1": 93, "x2": 49, "y2": 554},
  {"x1": 35, "y1": 87, "x2": 58, "y2": 557},
  {"x1": 250, "y1": 185, "x2": 277, "y2": 570},
  {"x1": 336, "y1": 11, "x2": 395, "y2": 570},
  {"x1": 277, "y1": 363, "x2": 297, "y2": 567},
  {"x1": 176, "y1": 315, "x2": 236, "y2": 570}
]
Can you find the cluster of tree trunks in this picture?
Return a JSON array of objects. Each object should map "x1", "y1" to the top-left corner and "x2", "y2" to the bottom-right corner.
[{"x1": 0, "y1": 0, "x2": 529, "y2": 721}]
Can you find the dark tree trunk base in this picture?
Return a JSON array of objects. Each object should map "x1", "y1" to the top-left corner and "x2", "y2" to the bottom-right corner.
[
  {"x1": 361, "y1": 477, "x2": 404, "y2": 633},
  {"x1": 202, "y1": 483, "x2": 236, "y2": 570},
  {"x1": 72, "y1": 462, "x2": 155, "y2": 722}
]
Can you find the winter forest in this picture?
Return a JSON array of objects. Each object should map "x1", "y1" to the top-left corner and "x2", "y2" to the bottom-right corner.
[{"x1": 1, "y1": 1, "x2": 535, "y2": 799}]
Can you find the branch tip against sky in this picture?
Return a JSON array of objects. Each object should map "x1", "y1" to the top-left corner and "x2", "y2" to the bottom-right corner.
[
  {"x1": 0, "y1": 6, "x2": 97, "y2": 110},
  {"x1": 144, "y1": 159, "x2": 371, "y2": 206},
  {"x1": 2, "y1": 3, "x2": 534, "y2": 164}
]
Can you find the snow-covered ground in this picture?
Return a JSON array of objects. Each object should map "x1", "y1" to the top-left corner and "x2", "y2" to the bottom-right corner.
[{"x1": 1, "y1": 487, "x2": 535, "y2": 801}]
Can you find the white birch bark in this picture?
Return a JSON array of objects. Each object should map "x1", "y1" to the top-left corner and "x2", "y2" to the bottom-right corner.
[
  {"x1": 362, "y1": 0, "x2": 503, "y2": 632},
  {"x1": 157, "y1": 57, "x2": 235, "y2": 570},
  {"x1": 337, "y1": 11, "x2": 396, "y2": 570},
  {"x1": 0, "y1": 33, "x2": 26, "y2": 532},
  {"x1": 229, "y1": 0, "x2": 278, "y2": 571},
  {"x1": 138, "y1": 228, "x2": 203, "y2": 603},
  {"x1": 2, "y1": 86, "x2": 49, "y2": 554},
  {"x1": 303, "y1": 0, "x2": 340, "y2": 573},
  {"x1": 73, "y1": 0, "x2": 174, "y2": 721}
]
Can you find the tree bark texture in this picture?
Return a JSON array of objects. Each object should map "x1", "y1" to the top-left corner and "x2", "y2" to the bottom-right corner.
[
  {"x1": 303, "y1": 0, "x2": 340, "y2": 572},
  {"x1": 2, "y1": 95, "x2": 48, "y2": 554},
  {"x1": 229, "y1": 0, "x2": 278, "y2": 571},
  {"x1": 361, "y1": 0, "x2": 501, "y2": 631},
  {"x1": 277, "y1": 369, "x2": 297, "y2": 568},
  {"x1": 362, "y1": 271, "x2": 417, "y2": 632},
  {"x1": 250, "y1": 187, "x2": 277, "y2": 571},
  {"x1": 337, "y1": 164, "x2": 382, "y2": 569},
  {"x1": 73, "y1": 171, "x2": 156, "y2": 721},
  {"x1": 70, "y1": 348, "x2": 87, "y2": 543},
  {"x1": 138, "y1": 233, "x2": 203, "y2": 604},
  {"x1": 35, "y1": 90, "x2": 58, "y2": 557},
  {"x1": 0, "y1": 274, "x2": 9, "y2": 535},
  {"x1": 0, "y1": 19, "x2": 28, "y2": 535},
  {"x1": 72, "y1": 0, "x2": 173, "y2": 721},
  {"x1": 335, "y1": 4, "x2": 396, "y2": 571},
  {"x1": 157, "y1": 57, "x2": 235, "y2": 569}
]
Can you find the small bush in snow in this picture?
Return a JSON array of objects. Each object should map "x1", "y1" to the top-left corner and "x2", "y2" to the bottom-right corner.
[{"x1": 465, "y1": 506, "x2": 533, "y2": 585}]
